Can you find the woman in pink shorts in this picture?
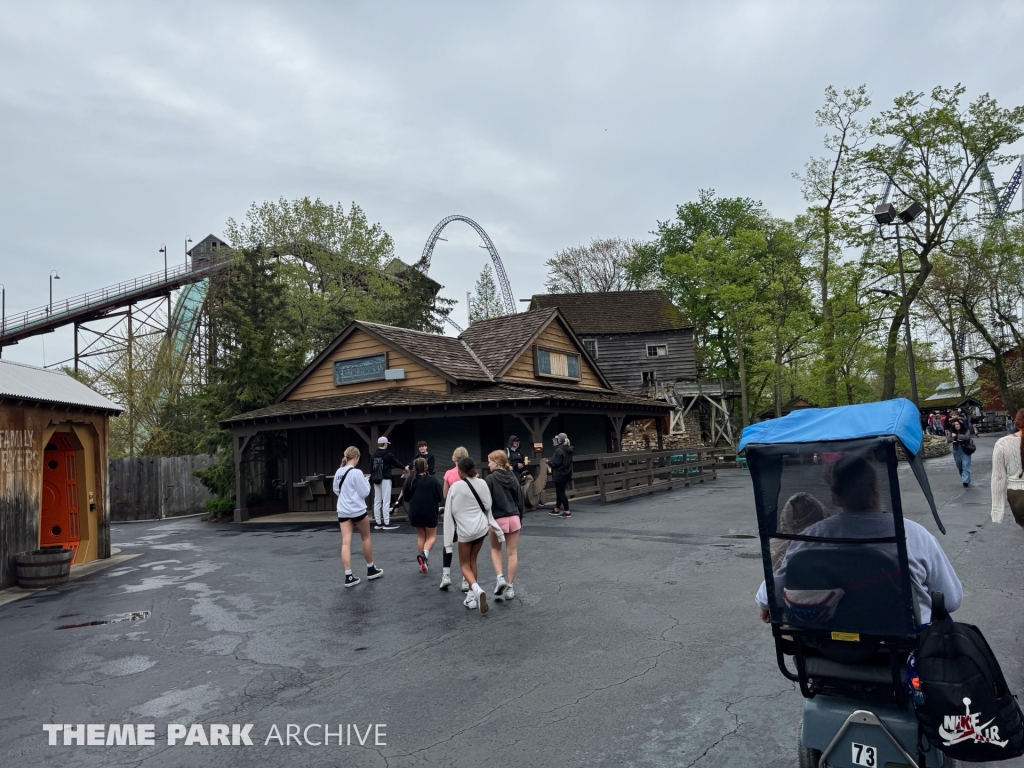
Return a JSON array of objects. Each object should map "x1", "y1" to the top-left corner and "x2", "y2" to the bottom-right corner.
[{"x1": 485, "y1": 450, "x2": 524, "y2": 600}]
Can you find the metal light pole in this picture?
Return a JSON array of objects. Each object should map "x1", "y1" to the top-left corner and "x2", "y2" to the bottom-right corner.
[
  {"x1": 185, "y1": 237, "x2": 192, "y2": 270},
  {"x1": 160, "y1": 244, "x2": 168, "y2": 280},
  {"x1": 49, "y1": 270, "x2": 60, "y2": 315},
  {"x1": 1, "y1": 283, "x2": 5, "y2": 337},
  {"x1": 894, "y1": 222, "x2": 919, "y2": 405},
  {"x1": 874, "y1": 201, "x2": 924, "y2": 405}
]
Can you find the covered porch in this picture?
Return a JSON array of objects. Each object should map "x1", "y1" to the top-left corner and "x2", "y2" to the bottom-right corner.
[{"x1": 221, "y1": 385, "x2": 672, "y2": 521}]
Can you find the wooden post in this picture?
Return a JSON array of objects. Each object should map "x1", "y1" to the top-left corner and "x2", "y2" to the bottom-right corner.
[
  {"x1": 656, "y1": 416, "x2": 664, "y2": 451},
  {"x1": 233, "y1": 433, "x2": 253, "y2": 523}
]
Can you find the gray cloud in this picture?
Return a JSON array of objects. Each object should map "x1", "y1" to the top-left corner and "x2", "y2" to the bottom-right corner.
[{"x1": 2, "y1": 1, "x2": 1023, "y2": 363}]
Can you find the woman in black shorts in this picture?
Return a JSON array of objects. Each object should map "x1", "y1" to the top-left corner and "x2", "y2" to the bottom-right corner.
[{"x1": 403, "y1": 457, "x2": 443, "y2": 573}]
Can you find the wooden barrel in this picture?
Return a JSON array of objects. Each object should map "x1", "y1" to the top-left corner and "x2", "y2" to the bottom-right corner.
[{"x1": 14, "y1": 548, "x2": 74, "y2": 588}]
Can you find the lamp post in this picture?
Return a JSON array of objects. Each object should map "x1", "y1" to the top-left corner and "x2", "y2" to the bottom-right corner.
[
  {"x1": 874, "y1": 201, "x2": 924, "y2": 405},
  {"x1": 160, "y1": 244, "x2": 168, "y2": 280},
  {"x1": 185, "y1": 237, "x2": 192, "y2": 270},
  {"x1": 49, "y1": 270, "x2": 60, "y2": 315},
  {"x1": 1, "y1": 283, "x2": 5, "y2": 336}
]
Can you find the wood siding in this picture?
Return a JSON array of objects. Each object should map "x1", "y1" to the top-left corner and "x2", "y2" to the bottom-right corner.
[
  {"x1": 0, "y1": 402, "x2": 111, "y2": 588},
  {"x1": 286, "y1": 328, "x2": 449, "y2": 400},
  {"x1": 583, "y1": 329, "x2": 696, "y2": 394},
  {"x1": 503, "y1": 318, "x2": 605, "y2": 389},
  {"x1": 109, "y1": 454, "x2": 217, "y2": 521}
]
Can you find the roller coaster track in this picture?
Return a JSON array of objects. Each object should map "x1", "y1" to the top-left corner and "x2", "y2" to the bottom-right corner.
[
  {"x1": 0, "y1": 259, "x2": 228, "y2": 350},
  {"x1": 419, "y1": 215, "x2": 516, "y2": 330}
]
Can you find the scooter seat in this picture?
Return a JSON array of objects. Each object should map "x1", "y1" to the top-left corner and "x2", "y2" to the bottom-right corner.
[{"x1": 805, "y1": 656, "x2": 905, "y2": 685}]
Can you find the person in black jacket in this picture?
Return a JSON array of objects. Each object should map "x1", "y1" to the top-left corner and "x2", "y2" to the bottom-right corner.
[
  {"x1": 371, "y1": 437, "x2": 405, "y2": 529},
  {"x1": 946, "y1": 413, "x2": 973, "y2": 487},
  {"x1": 547, "y1": 433, "x2": 574, "y2": 518},
  {"x1": 486, "y1": 450, "x2": 524, "y2": 599},
  {"x1": 505, "y1": 435, "x2": 527, "y2": 483},
  {"x1": 414, "y1": 441, "x2": 436, "y2": 475},
  {"x1": 403, "y1": 457, "x2": 443, "y2": 573}
]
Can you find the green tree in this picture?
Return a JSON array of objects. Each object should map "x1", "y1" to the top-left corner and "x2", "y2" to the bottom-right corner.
[
  {"x1": 664, "y1": 228, "x2": 771, "y2": 426},
  {"x1": 796, "y1": 85, "x2": 871, "y2": 406},
  {"x1": 226, "y1": 197, "x2": 452, "y2": 346},
  {"x1": 628, "y1": 190, "x2": 767, "y2": 376},
  {"x1": 859, "y1": 85, "x2": 1024, "y2": 399},
  {"x1": 469, "y1": 265, "x2": 506, "y2": 323},
  {"x1": 194, "y1": 246, "x2": 308, "y2": 498}
]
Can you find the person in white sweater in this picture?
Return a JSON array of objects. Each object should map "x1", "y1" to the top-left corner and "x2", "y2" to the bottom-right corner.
[
  {"x1": 443, "y1": 457, "x2": 505, "y2": 614},
  {"x1": 990, "y1": 409, "x2": 1024, "y2": 529},
  {"x1": 333, "y1": 446, "x2": 384, "y2": 588}
]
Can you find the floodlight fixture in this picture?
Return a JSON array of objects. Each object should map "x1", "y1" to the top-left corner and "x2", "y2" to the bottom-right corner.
[
  {"x1": 874, "y1": 203, "x2": 897, "y2": 225},
  {"x1": 898, "y1": 201, "x2": 924, "y2": 223}
]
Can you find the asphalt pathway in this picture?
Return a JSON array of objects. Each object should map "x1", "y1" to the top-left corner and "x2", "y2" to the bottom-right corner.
[{"x1": 1, "y1": 435, "x2": 1022, "y2": 767}]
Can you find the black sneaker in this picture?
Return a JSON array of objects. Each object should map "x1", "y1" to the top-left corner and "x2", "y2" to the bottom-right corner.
[
  {"x1": 549, "y1": 509, "x2": 562, "y2": 516},
  {"x1": 344, "y1": 574, "x2": 360, "y2": 588},
  {"x1": 558, "y1": 511, "x2": 571, "y2": 518},
  {"x1": 367, "y1": 565, "x2": 384, "y2": 580},
  {"x1": 963, "y1": 481, "x2": 969, "y2": 487}
]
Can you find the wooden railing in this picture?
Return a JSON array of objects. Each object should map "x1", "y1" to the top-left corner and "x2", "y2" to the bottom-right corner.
[{"x1": 529, "y1": 446, "x2": 718, "y2": 506}]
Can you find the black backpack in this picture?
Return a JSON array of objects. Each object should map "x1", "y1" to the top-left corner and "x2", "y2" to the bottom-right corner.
[
  {"x1": 370, "y1": 456, "x2": 385, "y2": 484},
  {"x1": 913, "y1": 593, "x2": 1024, "y2": 762}
]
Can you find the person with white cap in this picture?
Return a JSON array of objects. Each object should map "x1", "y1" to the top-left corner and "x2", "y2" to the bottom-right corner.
[{"x1": 370, "y1": 436, "x2": 405, "y2": 529}]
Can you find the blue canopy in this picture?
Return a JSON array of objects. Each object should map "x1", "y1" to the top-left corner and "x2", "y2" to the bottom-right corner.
[{"x1": 739, "y1": 398, "x2": 923, "y2": 457}]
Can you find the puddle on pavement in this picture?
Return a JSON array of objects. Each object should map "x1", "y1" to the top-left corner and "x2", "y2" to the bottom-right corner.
[
  {"x1": 720, "y1": 534, "x2": 757, "y2": 539},
  {"x1": 58, "y1": 611, "x2": 151, "y2": 630},
  {"x1": 736, "y1": 553, "x2": 761, "y2": 559}
]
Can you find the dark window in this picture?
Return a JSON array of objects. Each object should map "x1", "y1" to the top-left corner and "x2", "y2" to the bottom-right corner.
[
  {"x1": 583, "y1": 339, "x2": 598, "y2": 359},
  {"x1": 642, "y1": 371, "x2": 658, "y2": 385},
  {"x1": 647, "y1": 344, "x2": 668, "y2": 357}
]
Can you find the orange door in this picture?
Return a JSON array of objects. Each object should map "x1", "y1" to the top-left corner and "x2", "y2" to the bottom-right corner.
[{"x1": 40, "y1": 434, "x2": 80, "y2": 559}]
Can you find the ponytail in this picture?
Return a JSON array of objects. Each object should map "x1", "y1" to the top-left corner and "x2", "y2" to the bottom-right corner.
[{"x1": 1015, "y1": 409, "x2": 1024, "y2": 478}]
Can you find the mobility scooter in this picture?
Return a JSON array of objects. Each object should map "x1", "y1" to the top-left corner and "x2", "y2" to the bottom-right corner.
[{"x1": 741, "y1": 399, "x2": 963, "y2": 767}]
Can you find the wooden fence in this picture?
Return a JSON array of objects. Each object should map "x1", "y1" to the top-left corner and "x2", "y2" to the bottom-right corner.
[
  {"x1": 529, "y1": 446, "x2": 718, "y2": 506},
  {"x1": 109, "y1": 455, "x2": 217, "y2": 521}
]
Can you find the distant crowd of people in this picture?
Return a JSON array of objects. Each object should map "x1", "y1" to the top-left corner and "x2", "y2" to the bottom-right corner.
[{"x1": 330, "y1": 432, "x2": 576, "y2": 615}]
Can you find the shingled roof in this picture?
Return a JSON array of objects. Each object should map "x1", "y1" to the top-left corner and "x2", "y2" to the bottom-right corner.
[
  {"x1": 457, "y1": 307, "x2": 556, "y2": 376},
  {"x1": 530, "y1": 290, "x2": 690, "y2": 335},
  {"x1": 225, "y1": 380, "x2": 668, "y2": 428},
  {"x1": 360, "y1": 322, "x2": 491, "y2": 382}
]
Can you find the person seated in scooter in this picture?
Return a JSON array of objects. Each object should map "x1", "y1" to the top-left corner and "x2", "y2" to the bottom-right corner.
[{"x1": 756, "y1": 454, "x2": 962, "y2": 625}]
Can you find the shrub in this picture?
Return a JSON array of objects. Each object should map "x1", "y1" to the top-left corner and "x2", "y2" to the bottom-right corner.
[{"x1": 203, "y1": 497, "x2": 235, "y2": 521}]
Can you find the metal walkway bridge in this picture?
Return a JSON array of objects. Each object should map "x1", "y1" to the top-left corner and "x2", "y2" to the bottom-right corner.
[{"x1": 0, "y1": 259, "x2": 228, "y2": 352}]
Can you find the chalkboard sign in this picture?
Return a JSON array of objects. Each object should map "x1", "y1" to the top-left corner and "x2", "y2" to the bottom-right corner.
[{"x1": 334, "y1": 353, "x2": 387, "y2": 386}]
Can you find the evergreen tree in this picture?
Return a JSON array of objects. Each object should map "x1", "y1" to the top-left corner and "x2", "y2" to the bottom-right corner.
[{"x1": 468, "y1": 265, "x2": 506, "y2": 323}]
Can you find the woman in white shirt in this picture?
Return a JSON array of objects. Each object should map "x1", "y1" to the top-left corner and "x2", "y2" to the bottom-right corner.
[
  {"x1": 334, "y1": 446, "x2": 384, "y2": 587},
  {"x1": 990, "y1": 408, "x2": 1024, "y2": 529},
  {"x1": 443, "y1": 457, "x2": 505, "y2": 614}
]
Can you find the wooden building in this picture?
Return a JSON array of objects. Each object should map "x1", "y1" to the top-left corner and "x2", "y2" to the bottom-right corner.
[
  {"x1": 529, "y1": 291, "x2": 696, "y2": 395},
  {"x1": 0, "y1": 360, "x2": 121, "y2": 588},
  {"x1": 221, "y1": 308, "x2": 671, "y2": 520}
]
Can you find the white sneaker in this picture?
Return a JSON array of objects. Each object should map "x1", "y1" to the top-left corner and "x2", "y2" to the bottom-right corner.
[
  {"x1": 494, "y1": 575, "x2": 508, "y2": 596},
  {"x1": 439, "y1": 574, "x2": 452, "y2": 590},
  {"x1": 461, "y1": 579, "x2": 470, "y2": 592},
  {"x1": 463, "y1": 593, "x2": 478, "y2": 610},
  {"x1": 477, "y1": 589, "x2": 488, "y2": 615},
  {"x1": 373, "y1": 523, "x2": 383, "y2": 530},
  {"x1": 505, "y1": 584, "x2": 515, "y2": 599}
]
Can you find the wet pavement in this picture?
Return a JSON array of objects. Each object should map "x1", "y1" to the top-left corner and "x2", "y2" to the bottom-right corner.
[{"x1": 1, "y1": 435, "x2": 1022, "y2": 767}]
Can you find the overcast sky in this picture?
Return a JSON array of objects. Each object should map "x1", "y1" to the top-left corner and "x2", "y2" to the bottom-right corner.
[{"x1": 2, "y1": 1, "x2": 1024, "y2": 367}]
